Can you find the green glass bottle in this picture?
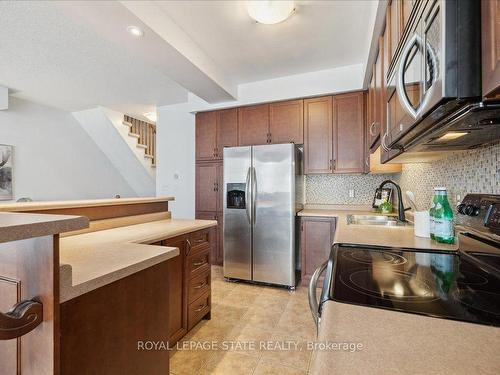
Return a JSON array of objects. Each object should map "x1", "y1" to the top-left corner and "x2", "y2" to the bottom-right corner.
[
  {"x1": 429, "y1": 194, "x2": 437, "y2": 240},
  {"x1": 432, "y1": 187, "x2": 455, "y2": 244}
]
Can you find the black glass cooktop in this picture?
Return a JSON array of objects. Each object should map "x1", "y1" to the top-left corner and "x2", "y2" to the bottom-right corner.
[{"x1": 325, "y1": 243, "x2": 500, "y2": 327}]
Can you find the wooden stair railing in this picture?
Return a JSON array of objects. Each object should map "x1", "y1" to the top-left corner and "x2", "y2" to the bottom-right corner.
[{"x1": 123, "y1": 114, "x2": 156, "y2": 166}]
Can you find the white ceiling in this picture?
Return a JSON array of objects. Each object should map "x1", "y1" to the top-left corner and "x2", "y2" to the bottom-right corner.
[
  {"x1": 0, "y1": 0, "x2": 377, "y2": 114},
  {"x1": 0, "y1": 1, "x2": 188, "y2": 114},
  {"x1": 157, "y1": 0, "x2": 377, "y2": 83}
]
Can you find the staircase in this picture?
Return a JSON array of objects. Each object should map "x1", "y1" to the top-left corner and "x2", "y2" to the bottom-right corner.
[
  {"x1": 72, "y1": 107, "x2": 156, "y2": 196},
  {"x1": 122, "y1": 115, "x2": 156, "y2": 167}
]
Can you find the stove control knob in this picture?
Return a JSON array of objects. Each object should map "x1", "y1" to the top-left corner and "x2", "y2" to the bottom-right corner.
[
  {"x1": 457, "y1": 204, "x2": 466, "y2": 214},
  {"x1": 464, "y1": 205, "x2": 479, "y2": 216}
]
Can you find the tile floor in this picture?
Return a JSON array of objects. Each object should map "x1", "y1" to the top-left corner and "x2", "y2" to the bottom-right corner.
[{"x1": 169, "y1": 266, "x2": 317, "y2": 375}]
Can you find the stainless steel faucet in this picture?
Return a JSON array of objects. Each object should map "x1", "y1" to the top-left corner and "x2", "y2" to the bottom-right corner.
[{"x1": 378, "y1": 180, "x2": 406, "y2": 222}]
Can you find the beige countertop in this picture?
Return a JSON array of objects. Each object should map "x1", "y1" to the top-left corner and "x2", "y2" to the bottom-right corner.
[
  {"x1": 0, "y1": 196, "x2": 174, "y2": 212},
  {"x1": 59, "y1": 219, "x2": 217, "y2": 303},
  {"x1": 310, "y1": 301, "x2": 500, "y2": 375},
  {"x1": 0, "y1": 212, "x2": 88, "y2": 243},
  {"x1": 298, "y1": 208, "x2": 458, "y2": 251}
]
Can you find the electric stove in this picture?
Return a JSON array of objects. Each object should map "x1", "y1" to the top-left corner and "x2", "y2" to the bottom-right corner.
[{"x1": 319, "y1": 194, "x2": 500, "y2": 327}]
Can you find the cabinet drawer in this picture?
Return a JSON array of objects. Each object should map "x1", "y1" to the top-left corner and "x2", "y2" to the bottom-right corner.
[
  {"x1": 187, "y1": 248, "x2": 210, "y2": 277},
  {"x1": 188, "y1": 229, "x2": 211, "y2": 253},
  {"x1": 188, "y1": 270, "x2": 211, "y2": 304},
  {"x1": 188, "y1": 292, "x2": 211, "y2": 330}
]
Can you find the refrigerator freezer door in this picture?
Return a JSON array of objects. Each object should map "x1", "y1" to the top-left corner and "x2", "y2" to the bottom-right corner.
[
  {"x1": 252, "y1": 143, "x2": 295, "y2": 286},
  {"x1": 223, "y1": 146, "x2": 252, "y2": 281}
]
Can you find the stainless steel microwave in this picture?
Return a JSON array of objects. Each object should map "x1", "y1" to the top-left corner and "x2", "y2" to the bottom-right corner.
[{"x1": 383, "y1": 0, "x2": 500, "y2": 154}]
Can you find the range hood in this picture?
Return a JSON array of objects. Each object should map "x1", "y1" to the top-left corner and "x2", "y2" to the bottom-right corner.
[{"x1": 392, "y1": 101, "x2": 500, "y2": 153}]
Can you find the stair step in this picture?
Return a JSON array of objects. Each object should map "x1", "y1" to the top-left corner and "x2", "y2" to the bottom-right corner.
[
  {"x1": 128, "y1": 132, "x2": 140, "y2": 138},
  {"x1": 136, "y1": 144, "x2": 147, "y2": 149},
  {"x1": 122, "y1": 121, "x2": 133, "y2": 127},
  {"x1": 144, "y1": 154, "x2": 154, "y2": 159}
]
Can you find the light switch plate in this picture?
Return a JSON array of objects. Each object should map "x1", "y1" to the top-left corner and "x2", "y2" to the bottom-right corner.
[{"x1": 348, "y1": 189, "x2": 355, "y2": 198}]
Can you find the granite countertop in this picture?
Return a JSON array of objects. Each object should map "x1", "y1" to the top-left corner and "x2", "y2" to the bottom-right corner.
[
  {"x1": 59, "y1": 219, "x2": 217, "y2": 303},
  {"x1": 0, "y1": 196, "x2": 174, "y2": 212},
  {"x1": 0, "y1": 212, "x2": 88, "y2": 243},
  {"x1": 298, "y1": 207, "x2": 458, "y2": 251},
  {"x1": 310, "y1": 301, "x2": 500, "y2": 375}
]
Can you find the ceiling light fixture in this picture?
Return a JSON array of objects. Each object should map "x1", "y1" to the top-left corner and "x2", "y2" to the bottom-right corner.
[
  {"x1": 144, "y1": 112, "x2": 157, "y2": 123},
  {"x1": 246, "y1": 0, "x2": 295, "y2": 25},
  {"x1": 127, "y1": 25, "x2": 144, "y2": 37}
]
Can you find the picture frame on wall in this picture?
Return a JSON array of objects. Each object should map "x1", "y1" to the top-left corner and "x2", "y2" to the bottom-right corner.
[{"x1": 0, "y1": 144, "x2": 13, "y2": 200}]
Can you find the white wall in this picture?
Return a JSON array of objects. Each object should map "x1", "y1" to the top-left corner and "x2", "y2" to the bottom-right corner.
[
  {"x1": 0, "y1": 97, "x2": 136, "y2": 202},
  {"x1": 156, "y1": 64, "x2": 365, "y2": 218},
  {"x1": 156, "y1": 108, "x2": 195, "y2": 219}
]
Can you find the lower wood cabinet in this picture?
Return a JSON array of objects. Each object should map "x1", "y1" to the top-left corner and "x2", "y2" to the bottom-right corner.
[
  {"x1": 163, "y1": 228, "x2": 212, "y2": 346},
  {"x1": 195, "y1": 211, "x2": 223, "y2": 265},
  {"x1": 60, "y1": 262, "x2": 170, "y2": 375},
  {"x1": 300, "y1": 217, "x2": 336, "y2": 286}
]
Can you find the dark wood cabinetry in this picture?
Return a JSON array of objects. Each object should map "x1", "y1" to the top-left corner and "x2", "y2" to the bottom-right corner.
[
  {"x1": 196, "y1": 111, "x2": 217, "y2": 161},
  {"x1": 238, "y1": 104, "x2": 270, "y2": 146},
  {"x1": 304, "y1": 96, "x2": 333, "y2": 174},
  {"x1": 163, "y1": 228, "x2": 212, "y2": 345},
  {"x1": 333, "y1": 92, "x2": 365, "y2": 173},
  {"x1": 195, "y1": 163, "x2": 219, "y2": 212},
  {"x1": 300, "y1": 217, "x2": 336, "y2": 285},
  {"x1": 269, "y1": 99, "x2": 304, "y2": 144},
  {"x1": 482, "y1": 0, "x2": 500, "y2": 99},
  {"x1": 195, "y1": 211, "x2": 223, "y2": 265},
  {"x1": 196, "y1": 108, "x2": 238, "y2": 161}
]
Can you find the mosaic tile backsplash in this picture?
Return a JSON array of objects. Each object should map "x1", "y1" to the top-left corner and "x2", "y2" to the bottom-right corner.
[
  {"x1": 397, "y1": 142, "x2": 499, "y2": 210},
  {"x1": 306, "y1": 142, "x2": 499, "y2": 209}
]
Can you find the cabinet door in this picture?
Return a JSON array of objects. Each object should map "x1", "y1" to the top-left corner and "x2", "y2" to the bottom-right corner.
[
  {"x1": 304, "y1": 96, "x2": 333, "y2": 174},
  {"x1": 216, "y1": 108, "x2": 238, "y2": 158},
  {"x1": 300, "y1": 217, "x2": 336, "y2": 285},
  {"x1": 196, "y1": 163, "x2": 218, "y2": 212},
  {"x1": 389, "y1": 0, "x2": 400, "y2": 65},
  {"x1": 333, "y1": 92, "x2": 365, "y2": 173},
  {"x1": 401, "y1": 0, "x2": 415, "y2": 32},
  {"x1": 217, "y1": 163, "x2": 223, "y2": 213},
  {"x1": 217, "y1": 213, "x2": 223, "y2": 265},
  {"x1": 269, "y1": 99, "x2": 304, "y2": 144},
  {"x1": 482, "y1": 0, "x2": 500, "y2": 99},
  {"x1": 238, "y1": 104, "x2": 269, "y2": 146},
  {"x1": 164, "y1": 236, "x2": 188, "y2": 344},
  {"x1": 196, "y1": 111, "x2": 217, "y2": 161}
]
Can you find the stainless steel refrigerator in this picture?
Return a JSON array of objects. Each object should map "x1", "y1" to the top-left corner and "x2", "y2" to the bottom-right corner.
[{"x1": 223, "y1": 143, "x2": 303, "y2": 288}]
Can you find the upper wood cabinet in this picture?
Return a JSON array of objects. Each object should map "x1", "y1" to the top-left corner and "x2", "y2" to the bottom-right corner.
[
  {"x1": 216, "y1": 108, "x2": 238, "y2": 156},
  {"x1": 196, "y1": 111, "x2": 217, "y2": 161},
  {"x1": 196, "y1": 109, "x2": 237, "y2": 161},
  {"x1": 269, "y1": 99, "x2": 304, "y2": 144},
  {"x1": 333, "y1": 92, "x2": 365, "y2": 173},
  {"x1": 238, "y1": 104, "x2": 269, "y2": 146},
  {"x1": 482, "y1": 0, "x2": 500, "y2": 99},
  {"x1": 304, "y1": 96, "x2": 333, "y2": 174}
]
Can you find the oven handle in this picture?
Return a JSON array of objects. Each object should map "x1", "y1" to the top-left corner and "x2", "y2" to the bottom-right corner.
[
  {"x1": 308, "y1": 261, "x2": 328, "y2": 335},
  {"x1": 396, "y1": 32, "x2": 420, "y2": 120}
]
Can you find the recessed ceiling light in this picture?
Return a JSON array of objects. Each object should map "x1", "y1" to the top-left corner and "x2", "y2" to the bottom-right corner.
[
  {"x1": 144, "y1": 112, "x2": 157, "y2": 123},
  {"x1": 127, "y1": 25, "x2": 144, "y2": 37},
  {"x1": 246, "y1": 0, "x2": 295, "y2": 25}
]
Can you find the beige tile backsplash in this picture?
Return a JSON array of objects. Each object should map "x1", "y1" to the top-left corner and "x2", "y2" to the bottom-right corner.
[{"x1": 305, "y1": 142, "x2": 499, "y2": 210}]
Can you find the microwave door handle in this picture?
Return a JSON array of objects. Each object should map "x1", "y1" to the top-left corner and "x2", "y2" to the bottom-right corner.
[
  {"x1": 396, "y1": 32, "x2": 420, "y2": 120},
  {"x1": 417, "y1": 38, "x2": 438, "y2": 117},
  {"x1": 245, "y1": 167, "x2": 252, "y2": 224}
]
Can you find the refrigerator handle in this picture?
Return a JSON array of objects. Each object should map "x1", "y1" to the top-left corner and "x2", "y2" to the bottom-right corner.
[
  {"x1": 251, "y1": 166, "x2": 257, "y2": 225},
  {"x1": 245, "y1": 167, "x2": 252, "y2": 224}
]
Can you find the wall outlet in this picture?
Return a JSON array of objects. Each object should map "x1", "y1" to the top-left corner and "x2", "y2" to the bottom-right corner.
[{"x1": 348, "y1": 189, "x2": 355, "y2": 198}]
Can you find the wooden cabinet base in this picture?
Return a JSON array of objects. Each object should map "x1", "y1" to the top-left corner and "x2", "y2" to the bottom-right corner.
[{"x1": 60, "y1": 262, "x2": 170, "y2": 375}]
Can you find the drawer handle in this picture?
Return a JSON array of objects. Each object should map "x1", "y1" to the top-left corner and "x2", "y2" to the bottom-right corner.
[
  {"x1": 194, "y1": 304, "x2": 207, "y2": 312},
  {"x1": 0, "y1": 299, "x2": 43, "y2": 340},
  {"x1": 193, "y1": 260, "x2": 206, "y2": 267},
  {"x1": 193, "y1": 282, "x2": 207, "y2": 289}
]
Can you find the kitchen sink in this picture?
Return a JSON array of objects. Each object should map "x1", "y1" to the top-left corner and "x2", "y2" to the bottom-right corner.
[{"x1": 346, "y1": 214, "x2": 407, "y2": 227}]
